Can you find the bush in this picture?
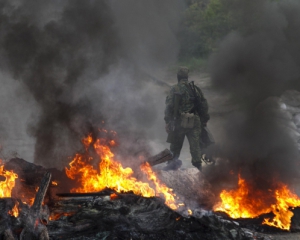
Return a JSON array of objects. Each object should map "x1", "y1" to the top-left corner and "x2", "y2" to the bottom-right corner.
[{"x1": 178, "y1": 0, "x2": 236, "y2": 60}]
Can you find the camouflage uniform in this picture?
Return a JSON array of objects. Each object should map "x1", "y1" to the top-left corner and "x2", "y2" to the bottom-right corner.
[{"x1": 164, "y1": 67, "x2": 209, "y2": 170}]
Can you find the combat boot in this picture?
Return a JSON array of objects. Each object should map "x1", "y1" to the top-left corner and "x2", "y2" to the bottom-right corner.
[
  {"x1": 192, "y1": 162, "x2": 202, "y2": 171},
  {"x1": 163, "y1": 159, "x2": 182, "y2": 171}
]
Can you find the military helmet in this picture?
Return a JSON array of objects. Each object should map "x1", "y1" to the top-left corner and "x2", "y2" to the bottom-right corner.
[{"x1": 177, "y1": 66, "x2": 189, "y2": 79}]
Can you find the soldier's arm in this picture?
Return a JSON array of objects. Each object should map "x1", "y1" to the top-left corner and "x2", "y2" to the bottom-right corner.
[
  {"x1": 164, "y1": 87, "x2": 175, "y2": 124},
  {"x1": 196, "y1": 87, "x2": 210, "y2": 124}
]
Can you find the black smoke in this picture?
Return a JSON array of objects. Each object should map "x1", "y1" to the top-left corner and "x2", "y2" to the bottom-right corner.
[
  {"x1": 207, "y1": 0, "x2": 300, "y2": 189},
  {"x1": 0, "y1": 0, "x2": 122, "y2": 167},
  {"x1": 0, "y1": 0, "x2": 184, "y2": 168}
]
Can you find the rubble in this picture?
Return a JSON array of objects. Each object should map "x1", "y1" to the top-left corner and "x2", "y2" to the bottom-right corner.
[{"x1": 0, "y1": 158, "x2": 294, "y2": 239}]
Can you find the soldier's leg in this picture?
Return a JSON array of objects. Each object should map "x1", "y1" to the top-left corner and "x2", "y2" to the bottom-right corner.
[
  {"x1": 170, "y1": 129, "x2": 185, "y2": 160},
  {"x1": 186, "y1": 116, "x2": 202, "y2": 170},
  {"x1": 163, "y1": 130, "x2": 185, "y2": 170}
]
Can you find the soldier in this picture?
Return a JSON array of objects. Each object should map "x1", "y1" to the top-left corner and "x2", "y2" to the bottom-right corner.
[{"x1": 164, "y1": 66, "x2": 210, "y2": 171}]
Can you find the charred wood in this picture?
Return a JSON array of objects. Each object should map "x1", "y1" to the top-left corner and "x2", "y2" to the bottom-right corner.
[
  {"x1": 0, "y1": 158, "x2": 278, "y2": 239},
  {"x1": 3, "y1": 229, "x2": 14, "y2": 240},
  {"x1": 146, "y1": 149, "x2": 173, "y2": 167},
  {"x1": 20, "y1": 172, "x2": 51, "y2": 240}
]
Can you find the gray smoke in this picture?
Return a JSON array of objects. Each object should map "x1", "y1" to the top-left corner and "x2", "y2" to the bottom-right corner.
[
  {"x1": 0, "y1": 0, "x2": 185, "y2": 168},
  {"x1": 207, "y1": 0, "x2": 300, "y2": 189}
]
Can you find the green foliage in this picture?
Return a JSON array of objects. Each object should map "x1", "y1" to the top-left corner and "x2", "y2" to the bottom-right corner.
[
  {"x1": 169, "y1": 57, "x2": 208, "y2": 75},
  {"x1": 179, "y1": 57, "x2": 208, "y2": 72},
  {"x1": 178, "y1": 0, "x2": 236, "y2": 60}
]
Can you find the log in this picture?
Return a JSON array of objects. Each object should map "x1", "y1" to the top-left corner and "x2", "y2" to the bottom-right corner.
[
  {"x1": 56, "y1": 189, "x2": 114, "y2": 198},
  {"x1": 20, "y1": 172, "x2": 51, "y2": 240},
  {"x1": 146, "y1": 149, "x2": 173, "y2": 166},
  {"x1": 32, "y1": 172, "x2": 51, "y2": 213}
]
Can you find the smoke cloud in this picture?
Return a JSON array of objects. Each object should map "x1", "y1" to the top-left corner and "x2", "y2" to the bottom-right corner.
[
  {"x1": 208, "y1": 0, "x2": 300, "y2": 189},
  {"x1": 0, "y1": 0, "x2": 185, "y2": 168}
]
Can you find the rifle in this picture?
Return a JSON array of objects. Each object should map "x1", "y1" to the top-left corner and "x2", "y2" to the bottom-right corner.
[
  {"x1": 189, "y1": 81, "x2": 203, "y2": 119},
  {"x1": 189, "y1": 81, "x2": 215, "y2": 151}
]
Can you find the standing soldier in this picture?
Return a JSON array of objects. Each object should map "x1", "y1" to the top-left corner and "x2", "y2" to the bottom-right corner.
[{"x1": 164, "y1": 66, "x2": 210, "y2": 171}]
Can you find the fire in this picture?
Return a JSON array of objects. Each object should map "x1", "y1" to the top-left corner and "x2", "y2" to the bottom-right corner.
[
  {"x1": 49, "y1": 212, "x2": 75, "y2": 221},
  {"x1": 65, "y1": 133, "x2": 182, "y2": 210},
  {"x1": 140, "y1": 162, "x2": 179, "y2": 210},
  {"x1": 8, "y1": 201, "x2": 19, "y2": 217},
  {"x1": 213, "y1": 174, "x2": 300, "y2": 230},
  {"x1": 51, "y1": 181, "x2": 58, "y2": 186},
  {"x1": 0, "y1": 161, "x2": 18, "y2": 198},
  {"x1": 22, "y1": 197, "x2": 35, "y2": 206},
  {"x1": 110, "y1": 193, "x2": 118, "y2": 200}
]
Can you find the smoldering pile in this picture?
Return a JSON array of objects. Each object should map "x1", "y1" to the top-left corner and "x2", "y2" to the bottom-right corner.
[{"x1": 0, "y1": 158, "x2": 273, "y2": 240}]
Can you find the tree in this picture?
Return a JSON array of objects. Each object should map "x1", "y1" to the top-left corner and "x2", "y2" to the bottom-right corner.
[{"x1": 178, "y1": 0, "x2": 236, "y2": 59}]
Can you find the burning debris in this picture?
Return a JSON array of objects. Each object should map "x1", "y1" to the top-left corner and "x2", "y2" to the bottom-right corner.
[
  {"x1": 0, "y1": 133, "x2": 277, "y2": 240},
  {"x1": 65, "y1": 132, "x2": 184, "y2": 210},
  {"x1": 0, "y1": 162, "x2": 18, "y2": 198},
  {"x1": 0, "y1": 157, "x2": 272, "y2": 240},
  {"x1": 213, "y1": 174, "x2": 300, "y2": 230}
]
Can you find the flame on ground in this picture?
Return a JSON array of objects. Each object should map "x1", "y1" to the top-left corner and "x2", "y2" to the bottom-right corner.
[
  {"x1": 65, "y1": 133, "x2": 182, "y2": 210},
  {"x1": 49, "y1": 212, "x2": 75, "y2": 221},
  {"x1": 0, "y1": 161, "x2": 18, "y2": 198},
  {"x1": 22, "y1": 196, "x2": 35, "y2": 206},
  {"x1": 51, "y1": 181, "x2": 58, "y2": 186},
  {"x1": 213, "y1": 174, "x2": 300, "y2": 230},
  {"x1": 110, "y1": 193, "x2": 118, "y2": 200},
  {"x1": 8, "y1": 201, "x2": 19, "y2": 218}
]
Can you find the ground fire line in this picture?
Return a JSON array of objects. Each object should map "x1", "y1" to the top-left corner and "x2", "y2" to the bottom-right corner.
[
  {"x1": 213, "y1": 174, "x2": 300, "y2": 230},
  {"x1": 65, "y1": 132, "x2": 186, "y2": 211},
  {"x1": 0, "y1": 130, "x2": 300, "y2": 239}
]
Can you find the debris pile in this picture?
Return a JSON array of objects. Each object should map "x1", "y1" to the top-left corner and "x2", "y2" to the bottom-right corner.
[{"x1": 0, "y1": 158, "x2": 278, "y2": 239}]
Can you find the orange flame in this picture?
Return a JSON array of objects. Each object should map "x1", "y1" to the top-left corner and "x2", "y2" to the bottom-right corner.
[
  {"x1": 140, "y1": 162, "x2": 179, "y2": 210},
  {"x1": 51, "y1": 181, "x2": 58, "y2": 186},
  {"x1": 22, "y1": 197, "x2": 35, "y2": 206},
  {"x1": 65, "y1": 133, "x2": 182, "y2": 210},
  {"x1": 213, "y1": 174, "x2": 300, "y2": 230},
  {"x1": 8, "y1": 201, "x2": 19, "y2": 217},
  {"x1": 110, "y1": 193, "x2": 118, "y2": 200},
  {"x1": 49, "y1": 212, "x2": 75, "y2": 221},
  {"x1": 0, "y1": 162, "x2": 18, "y2": 198}
]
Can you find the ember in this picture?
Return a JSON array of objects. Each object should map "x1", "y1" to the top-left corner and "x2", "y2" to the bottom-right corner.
[
  {"x1": 213, "y1": 174, "x2": 300, "y2": 230},
  {"x1": 65, "y1": 132, "x2": 183, "y2": 210},
  {"x1": 110, "y1": 193, "x2": 118, "y2": 200},
  {"x1": 8, "y1": 201, "x2": 19, "y2": 217},
  {"x1": 49, "y1": 212, "x2": 75, "y2": 221},
  {"x1": 22, "y1": 197, "x2": 34, "y2": 206},
  {"x1": 51, "y1": 181, "x2": 58, "y2": 186}
]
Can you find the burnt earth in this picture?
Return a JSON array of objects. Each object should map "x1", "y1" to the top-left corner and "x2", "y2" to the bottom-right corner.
[
  {"x1": 0, "y1": 158, "x2": 275, "y2": 239},
  {"x1": 47, "y1": 192, "x2": 269, "y2": 240}
]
